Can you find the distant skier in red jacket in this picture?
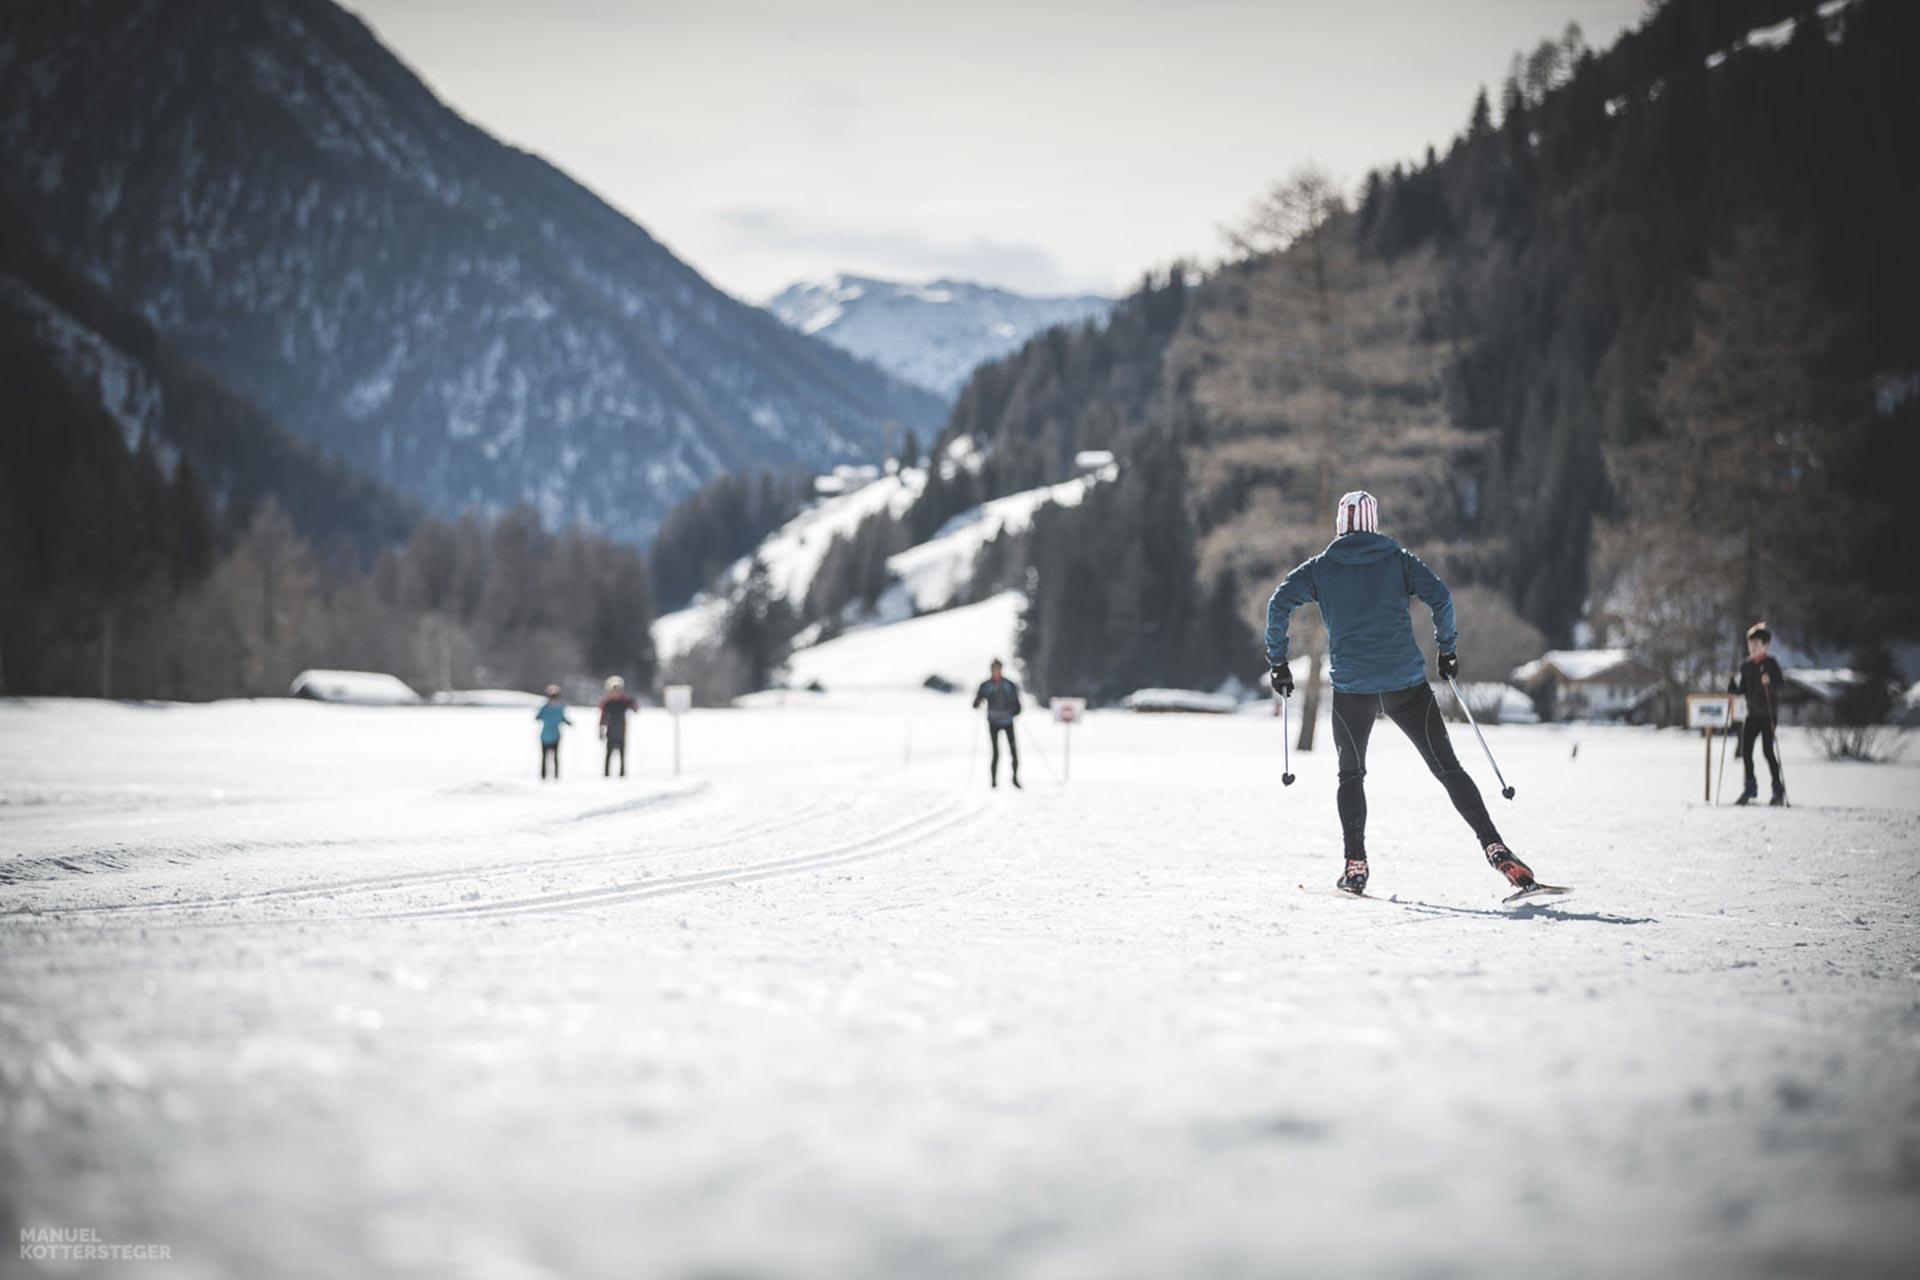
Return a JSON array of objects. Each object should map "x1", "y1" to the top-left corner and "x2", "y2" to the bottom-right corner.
[{"x1": 597, "y1": 676, "x2": 640, "y2": 778}]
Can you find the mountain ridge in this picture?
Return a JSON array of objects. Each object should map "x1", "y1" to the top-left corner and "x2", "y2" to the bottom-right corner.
[
  {"x1": 0, "y1": 0, "x2": 945, "y2": 542},
  {"x1": 767, "y1": 272, "x2": 1113, "y2": 399}
]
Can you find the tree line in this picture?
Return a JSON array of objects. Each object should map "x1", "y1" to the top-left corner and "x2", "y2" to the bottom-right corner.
[{"x1": 2, "y1": 336, "x2": 658, "y2": 701}]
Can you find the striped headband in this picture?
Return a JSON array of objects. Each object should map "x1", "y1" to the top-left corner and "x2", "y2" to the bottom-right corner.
[{"x1": 1335, "y1": 490, "x2": 1378, "y2": 535}]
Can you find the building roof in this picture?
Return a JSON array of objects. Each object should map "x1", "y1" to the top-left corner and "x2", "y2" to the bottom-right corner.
[
  {"x1": 1510, "y1": 649, "x2": 1651, "y2": 686},
  {"x1": 1781, "y1": 667, "x2": 1865, "y2": 703}
]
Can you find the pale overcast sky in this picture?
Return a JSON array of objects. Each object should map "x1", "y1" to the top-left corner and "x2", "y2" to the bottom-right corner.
[{"x1": 346, "y1": 0, "x2": 1643, "y2": 302}]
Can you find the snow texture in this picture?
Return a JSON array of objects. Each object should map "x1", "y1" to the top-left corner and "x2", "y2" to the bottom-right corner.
[{"x1": 3, "y1": 696, "x2": 1916, "y2": 1277}]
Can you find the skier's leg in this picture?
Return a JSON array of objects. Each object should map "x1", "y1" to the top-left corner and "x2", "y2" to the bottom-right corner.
[
  {"x1": 1739, "y1": 718, "x2": 1761, "y2": 794},
  {"x1": 988, "y1": 724, "x2": 1000, "y2": 786},
  {"x1": 618, "y1": 741, "x2": 627, "y2": 777},
  {"x1": 604, "y1": 740, "x2": 613, "y2": 777},
  {"x1": 1760, "y1": 721, "x2": 1782, "y2": 793},
  {"x1": 1007, "y1": 724, "x2": 1020, "y2": 784},
  {"x1": 1330, "y1": 691, "x2": 1375, "y2": 857},
  {"x1": 1384, "y1": 683, "x2": 1501, "y2": 847}
]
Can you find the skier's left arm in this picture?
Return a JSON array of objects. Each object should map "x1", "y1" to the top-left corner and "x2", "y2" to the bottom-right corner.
[
  {"x1": 1010, "y1": 681, "x2": 1022, "y2": 716},
  {"x1": 1403, "y1": 551, "x2": 1458, "y2": 655},
  {"x1": 1264, "y1": 561, "x2": 1318, "y2": 665}
]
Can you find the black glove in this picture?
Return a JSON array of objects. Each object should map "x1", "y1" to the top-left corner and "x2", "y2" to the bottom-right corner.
[
  {"x1": 1269, "y1": 664, "x2": 1294, "y2": 697},
  {"x1": 1437, "y1": 651, "x2": 1460, "y2": 679}
]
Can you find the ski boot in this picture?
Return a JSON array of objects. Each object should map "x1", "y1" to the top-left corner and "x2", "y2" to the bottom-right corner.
[
  {"x1": 1733, "y1": 784, "x2": 1758, "y2": 807},
  {"x1": 1484, "y1": 841, "x2": 1536, "y2": 891},
  {"x1": 1336, "y1": 856, "x2": 1369, "y2": 896},
  {"x1": 1769, "y1": 786, "x2": 1787, "y2": 807}
]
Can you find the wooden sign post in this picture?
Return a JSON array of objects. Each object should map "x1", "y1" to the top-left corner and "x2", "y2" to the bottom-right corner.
[
  {"x1": 1686, "y1": 693, "x2": 1736, "y2": 803},
  {"x1": 664, "y1": 684, "x2": 693, "y2": 775}
]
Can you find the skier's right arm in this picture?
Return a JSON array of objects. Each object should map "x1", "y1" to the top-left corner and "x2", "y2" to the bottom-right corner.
[{"x1": 1264, "y1": 561, "x2": 1317, "y2": 665}]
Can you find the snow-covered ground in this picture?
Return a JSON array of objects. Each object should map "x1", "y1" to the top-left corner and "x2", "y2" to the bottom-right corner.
[{"x1": 4, "y1": 696, "x2": 1918, "y2": 1278}]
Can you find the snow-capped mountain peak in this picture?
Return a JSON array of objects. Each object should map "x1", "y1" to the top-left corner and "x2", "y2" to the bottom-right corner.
[{"x1": 766, "y1": 274, "x2": 1115, "y2": 400}]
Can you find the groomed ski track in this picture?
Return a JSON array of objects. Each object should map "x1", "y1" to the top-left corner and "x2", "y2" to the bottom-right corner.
[{"x1": 2, "y1": 695, "x2": 1916, "y2": 1278}]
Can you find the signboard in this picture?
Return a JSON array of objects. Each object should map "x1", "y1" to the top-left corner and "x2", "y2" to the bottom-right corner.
[
  {"x1": 664, "y1": 685, "x2": 693, "y2": 715},
  {"x1": 1685, "y1": 694, "x2": 1735, "y2": 731},
  {"x1": 1051, "y1": 697, "x2": 1087, "y2": 724}
]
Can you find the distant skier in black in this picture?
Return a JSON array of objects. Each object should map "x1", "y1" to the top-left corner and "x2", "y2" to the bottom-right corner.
[
  {"x1": 1265, "y1": 489, "x2": 1547, "y2": 897},
  {"x1": 597, "y1": 676, "x2": 640, "y2": 778},
  {"x1": 972, "y1": 659, "x2": 1022, "y2": 789},
  {"x1": 1729, "y1": 621, "x2": 1786, "y2": 806}
]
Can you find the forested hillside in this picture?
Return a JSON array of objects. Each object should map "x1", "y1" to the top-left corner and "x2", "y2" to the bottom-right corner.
[
  {"x1": 0, "y1": 0, "x2": 943, "y2": 542},
  {"x1": 2, "y1": 232, "x2": 657, "y2": 700},
  {"x1": 960, "y1": 0, "x2": 1917, "y2": 714}
]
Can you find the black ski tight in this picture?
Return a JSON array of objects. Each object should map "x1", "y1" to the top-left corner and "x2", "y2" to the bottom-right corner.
[
  {"x1": 1330, "y1": 682, "x2": 1501, "y2": 857},
  {"x1": 1740, "y1": 717, "x2": 1781, "y2": 793},
  {"x1": 989, "y1": 723, "x2": 1019, "y2": 785},
  {"x1": 604, "y1": 738, "x2": 626, "y2": 777},
  {"x1": 540, "y1": 742, "x2": 559, "y2": 780}
]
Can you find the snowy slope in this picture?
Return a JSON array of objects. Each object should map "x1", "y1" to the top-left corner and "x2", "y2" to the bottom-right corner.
[
  {"x1": 652, "y1": 455, "x2": 1112, "y2": 667},
  {"x1": 3, "y1": 696, "x2": 1917, "y2": 1276},
  {"x1": 785, "y1": 592, "x2": 1025, "y2": 692},
  {"x1": 652, "y1": 465, "x2": 927, "y2": 662},
  {"x1": 768, "y1": 274, "x2": 1114, "y2": 399},
  {"x1": 883, "y1": 466, "x2": 1114, "y2": 614}
]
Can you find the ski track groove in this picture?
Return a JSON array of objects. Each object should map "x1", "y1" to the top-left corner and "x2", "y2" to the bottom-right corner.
[
  {"x1": 352, "y1": 797, "x2": 985, "y2": 922},
  {"x1": 0, "y1": 782, "x2": 713, "y2": 886},
  {"x1": 11, "y1": 792, "x2": 834, "y2": 918}
]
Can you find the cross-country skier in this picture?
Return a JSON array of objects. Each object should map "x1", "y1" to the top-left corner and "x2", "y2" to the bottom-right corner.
[
  {"x1": 972, "y1": 659, "x2": 1023, "y2": 789},
  {"x1": 598, "y1": 676, "x2": 640, "y2": 778},
  {"x1": 535, "y1": 685, "x2": 571, "y2": 781},
  {"x1": 1729, "y1": 621, "x2": 1786, "y2": 806},
  {"x1": 1265, "y1": 490, "x2": 1542, "y2": 896}
]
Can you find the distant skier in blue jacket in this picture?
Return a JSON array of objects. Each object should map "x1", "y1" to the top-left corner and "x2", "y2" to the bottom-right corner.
[
  {"x1": 1265, "y1": 490, "x2": 1540, "y2": 896},
  {"x1": 535, "y1": 685, "x2": 571, "y2": 781}
]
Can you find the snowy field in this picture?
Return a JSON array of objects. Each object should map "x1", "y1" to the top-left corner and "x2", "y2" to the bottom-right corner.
[{"x1": 3, "y1": 695, "x2": 1918, "y2": 1278}]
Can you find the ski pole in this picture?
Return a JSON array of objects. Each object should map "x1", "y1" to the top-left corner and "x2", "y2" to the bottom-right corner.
[
  {"x1": 1446, "y1": 675, "x2": 1515, "y2": 800},
  {"x1": 1021, "y1": 720, "x2": 1064, "y2": 785},
  {"x1": 1715, "y1": 719, "x2": 1730, "y2": 804},
  {"x1": 1281, "y1": 693, "x2": 1295, "y2": 786}
]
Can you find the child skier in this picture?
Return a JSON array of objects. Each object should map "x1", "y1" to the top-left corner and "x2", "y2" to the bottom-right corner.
[
  {"x1": 1728, "y1": 622, "x2": 1787, "y2": 806},
  {"x1": 972, "y1": 659, "x2": 1023, "y2": 789},
  {"x1": 535, "y1": 685, "x2": 571, "y2": 781},
  {"x1": 597, "y1": 676, "x2": 640, "y2": 778},
  {"x1": 1265, "y1": 490, "x2": 1545, "y2": 897}
]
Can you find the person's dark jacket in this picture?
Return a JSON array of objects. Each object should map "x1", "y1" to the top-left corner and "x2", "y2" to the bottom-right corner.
[
  {"x1": 1729, "y1": 656, "x2": 1784, "y2": 723},
  {"x1": 1264, "y1": 531, "x2": 1456, "y2": 695},
  {"x1": 598, "y1": 692, "x2": 639, "y2": 741},
  {"x1": 973, "y1": 677, "x2": 1022, "y2": 726}
]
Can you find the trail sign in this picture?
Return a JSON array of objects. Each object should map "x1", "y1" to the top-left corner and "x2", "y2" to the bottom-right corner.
[
  {"x1": 1686, "y1": 694, "x2": 1735, "y2": 731},
  {"x1": 1051, "y1": 697, "x2": 1087, "y2": 783},
  {"x1": 1686, "y1": 694, "x2": 1737, "y2": 803}
]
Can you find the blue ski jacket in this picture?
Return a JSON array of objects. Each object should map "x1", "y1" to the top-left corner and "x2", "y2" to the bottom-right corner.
[
  {"x1": 535, "y1": 702, "x2": 572, "y2": 745},
  {"x1": 1264, "y1": 531, "x2": 1457, "y2": 695}
]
